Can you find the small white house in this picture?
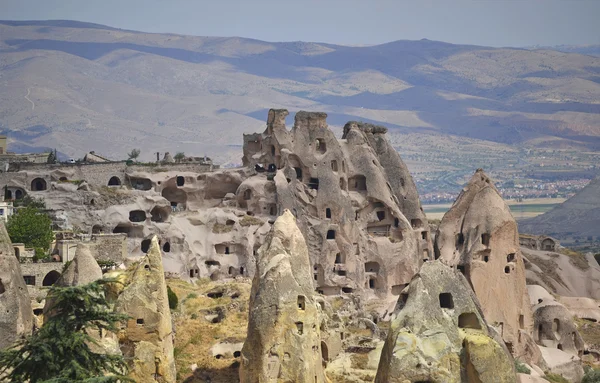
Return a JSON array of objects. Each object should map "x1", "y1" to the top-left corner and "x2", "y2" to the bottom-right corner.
[{"x1": 0, "y1": 201, "x2": 14, "y2": 222}]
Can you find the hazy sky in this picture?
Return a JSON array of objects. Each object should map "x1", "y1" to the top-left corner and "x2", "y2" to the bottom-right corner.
[{"x1": 1, "y1": 0, "x2": 599, "y2": 47}]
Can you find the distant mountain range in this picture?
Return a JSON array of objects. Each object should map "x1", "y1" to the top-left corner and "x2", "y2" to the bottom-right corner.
[{"x1": 0, "y1": 20, "x2": 599, "y2": 164}]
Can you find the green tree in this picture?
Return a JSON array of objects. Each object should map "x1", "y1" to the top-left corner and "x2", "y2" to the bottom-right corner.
[
  {"x1": 173, "y1": 152, "x2": 185, "y2": 163},
  {"x1": 47, "y1": 149, "x2": 58, "y2": 164},
  {"x1": 167, "y1": 285, "x2": 178, "y2": 310},
  {"x1": 6, "y1": 206, "x2": 53, "y2": 253},
  {"x1": 127, "y1": 149, "x2": 140, "y2": 161},
  {"x1": 0, "y1": 280, "x2": 132, "y2": 382}
]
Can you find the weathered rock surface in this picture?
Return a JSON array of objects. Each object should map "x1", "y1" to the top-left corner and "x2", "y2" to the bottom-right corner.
[
  {"x1": 0, "y1": 222, "x2": 33, "y2": 349},
  {"x1": 116, "y1": 236, "x2": 176, "y2": 383},
  {"x1": 243, "y1": 109, "x2": 431, "y2": 316},
  {"x1": 527, "y1": 285, "x2": 585, "y2": 356},
  {"x1": 56, "y1": 243, "x2": 103, "y2": 286},
  {"x1": 43, "y1": 243, "x2": 103, "y2": 320},
  {"x1": 435, "y1": 169, "x2": 536, "y2": 362},
  {"x1": 375, "y1": 261, "x2": 515, "y2": 383},
  {"x1": 240, "y1": 210, "x2": 325, "y2": 383}
]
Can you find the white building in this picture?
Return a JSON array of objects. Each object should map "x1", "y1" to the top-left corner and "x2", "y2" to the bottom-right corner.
[{"x1": 0, "y1": 201, "x2": 14, "y2": 222}]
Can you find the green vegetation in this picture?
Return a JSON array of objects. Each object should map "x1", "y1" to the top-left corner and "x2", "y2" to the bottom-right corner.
[
  {"x1": 544, "y1": 372, "x2": 569, "y2": 383},
  {"x1": 167, "y1": 285, "x2": 179, "y2": 310},
  {"x1": 12, "y1": 195, "x2": 46, "y2": 209},
  {"x1": 515, "y1": 359, "x2": 531, "y2": 374},
  {"x1": 97, "y1": 259, "x2": 118, "y2": 273},
  {"x1": 583, "y1": 367, "x2": 600, "y2": 383},
  {"x1": 127, "y1": 148, "x2": 141, "y2": 161},
  {"x1": 7, "y1": 205, "x2": 53, "y2": 259},
  {"x1": 0, "y1": 280, "x2": 132, "y2": 383},
  {"x1": 174, "y1": 152, "x2": 186, "y2": 162}
]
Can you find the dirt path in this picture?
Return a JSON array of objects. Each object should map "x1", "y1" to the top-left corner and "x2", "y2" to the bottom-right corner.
[{"x1": 24, "y1": 87, "x2": 35, "y2": 110}]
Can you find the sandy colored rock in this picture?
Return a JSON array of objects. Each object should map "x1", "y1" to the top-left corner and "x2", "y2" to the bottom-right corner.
[
  {"x1": 0, "y1": 222, "x2": 33, "y2": 349},
  {"x1": 539, "y1": 346, "x2": 584, "y2": 383},
  {"x1": 435, "y1": 169, "x2": 536, "y2": 362},
  {"x1": 116, "y1": 236, "x2": 176, "y2": 383},
  {"x1": 375, "y1": 261, "x2": 515, "y2": 383},
  {"x1": 240, "y1": 210, "x2": 325, "y2": 383},
  {"x1": 242, "y1": 109, "x2": 431, "y2": 317}
]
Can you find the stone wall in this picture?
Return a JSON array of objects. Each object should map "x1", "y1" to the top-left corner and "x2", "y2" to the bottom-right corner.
[{"x1": 0, "y1": 161, "x2": 215, "y2": 192}]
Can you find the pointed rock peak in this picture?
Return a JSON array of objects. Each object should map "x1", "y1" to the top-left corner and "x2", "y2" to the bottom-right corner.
[
  {"x1": 60, "y1": 244, "x2": 102, "y2": 286},
  {"x1": 0, "y1": 223, "x2": 33, "y2": 349},
  {"x1": 143, "y1": 236, "x2": 164, "y2": 272}
]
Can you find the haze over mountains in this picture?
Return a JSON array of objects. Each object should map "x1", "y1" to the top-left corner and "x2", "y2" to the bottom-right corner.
[{"x1": 0, "y1": 20, "x2": 599, "y2": 164}]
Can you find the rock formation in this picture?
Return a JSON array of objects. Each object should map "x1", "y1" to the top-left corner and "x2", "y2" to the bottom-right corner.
[
  {"x1": 527, "y1": 285, "x2": 585, "y2": 381},
  {"x1": 43, "y1": 243, "x2": 103, "y2": 320},
  {"x1": 242, "y1": 109, "x2": 431, "y2": 316},
  {"x1": 0, "y1": 222, "x2": 33, "y2": 349},
  {"x1": 240, "y1": 210, "x2": 325, "y2": 383},
  {"x1": 375, "y1": 261, "x2": 515, "y2": 383},
  {"x1": 116, "y1": 236, "x2": 176, "y2": 383},
  {"x1": 435, "y1": 169, "x2": 537, "y2": 362}
]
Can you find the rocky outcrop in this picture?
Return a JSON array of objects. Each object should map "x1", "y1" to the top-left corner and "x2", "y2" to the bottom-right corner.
[
  {"x1": 116, "y1": 236, "x2": 176, "y2": 383},
  {"x1": 43, "y1": 243, "x2": 103, "y2": 321},
  {"x1": 375, "y1": 261, "x2": 515, "y2": 383},
  {"x1": 240, "y1": 210, "x2": 325, "y2": 383},
  {"x1": 435, "y1": 169, "x2": 536, "y2": 362},
  {"x1": 0, "y1": 222, "x2": 33, "y2": 349},
  {"x1": 242, "y1": 109, "x2": 431, "y2": 317}
]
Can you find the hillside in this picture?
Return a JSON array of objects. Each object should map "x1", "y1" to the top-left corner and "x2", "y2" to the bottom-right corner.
[
  {"x1": 0, "y1": 20, "x2": 599, "y2": 164},
  {"x1": 519, "y1": 177, "x2": 600, "y2": 248}
]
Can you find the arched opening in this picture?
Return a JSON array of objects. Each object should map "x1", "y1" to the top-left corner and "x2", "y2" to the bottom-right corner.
[
  {"x1": 31, "y1": 178, "x2": 47, "y2": 191},
  {"x1": 108, "y1": 176, "x2": 121, "y2": 186},
  {"x1": 233, "y1": 351, "x2": 241, "y2": 358},
  {"x1": 4, "y1": 189, "x2": 12, "y2": 200},
  {"x1": 92, "y1": 225, "x2": 103, "y2": 234},
  {"x1": 553, "y1": 319, "x2": 561, "y2": 338},
  {"x1": 176, "y1": 176, "x2": 185, "y2": 187},
  {"x1": 321, "y1": 341, "x2": 329, "y2": 365},
  {"x1": 542, "y1": 239, "x2": 556, "y2": 251},
  {"x1": 59, "y1": 176, "x2": 68, "y2": 182},
  {"x1": 411, "y1": 219, "x2": 423, "y2": 229},
  {"x1": 458, "y1": 312, "x2": 481, "y2": 329},
  {"x1": 15, "y1": 189, "x2": 24, "y2": 199},
  {"x1": 42, "y1": 270, "x2": 61, "y2": 286},
  {"x1": 163, "y1": 242, "x2": 170, "y2": 252},
  {"x1": 368, "y1": 277, "x2": 376, "y2": 289},
  {"x1": 150, "y1": 206, "x2": 170, "y2": 222},
  {"x1": 141, "y1": 239, "x2": 151, "y2": 253},
  {"x1": 297, "y1": 295, "x2": 306, "y2": 310},
  {"x1": 507, "y1": 253, "x2": 516, "y2": 262},
  {"x1": 243, "y1": 189, "x2": 252, "y2": 200},
  {"x1": 33, "y1": 308, "x2": 43, "y2": 316},
  {"x1": 326, "y1": 230, "x2": 336, "y2": 240},
  {"x1": 269, "y1": 204, "x2": 277, "y2": 216},
  {"x1": 14, "y1": 247, "x2": 20, "y2": 260},
  {"x1": 325, "y1": 208, "x2": 331, "y2": 219},
  {"x1": 315, "y1": 139, "x2": 326, "y2": 154},
  {"x1": 334, "y1": 252, "x2": 345, "y2": 264},
  {"x1": 129, "y1": 210, "x2": 146, "y2": 222}
]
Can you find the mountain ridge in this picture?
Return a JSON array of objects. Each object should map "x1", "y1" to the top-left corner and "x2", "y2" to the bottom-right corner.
[{"x1": 0, "y1": 20, "x2": 599, "y2": 163}]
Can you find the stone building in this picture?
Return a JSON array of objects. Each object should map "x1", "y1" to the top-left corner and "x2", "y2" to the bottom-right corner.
[{"x1": 519, "y1": 234, "x2": 560, "y2": 251}]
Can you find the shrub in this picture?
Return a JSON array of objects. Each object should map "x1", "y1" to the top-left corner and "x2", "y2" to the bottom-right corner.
[
  {"x1": 167, "y1": 285, "x2": 179, "y2": 310},
  {"x1": 545, "y1": 372, "x2": 569, "y2": 383},
  {"x1": 583, "y1": 367, "x2": 600, "y2": 383},
  {"x1": 515, "y1": 359, "x2": 531, "y2": 374}
]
